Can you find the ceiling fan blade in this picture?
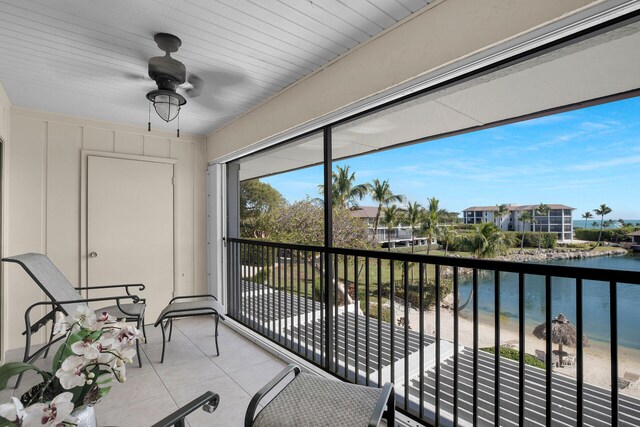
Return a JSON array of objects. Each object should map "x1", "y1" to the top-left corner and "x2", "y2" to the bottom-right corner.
[{"x1": 185, "y1": 73, "x2": 204, "y2": 98}]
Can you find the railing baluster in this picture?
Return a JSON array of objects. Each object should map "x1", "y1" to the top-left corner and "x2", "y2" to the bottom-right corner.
[
  {"x1": 610, "y1": 280, "x2": 618, "y2": 426},
  {"x1": 354, "y1": 255, "x2": 360, "y2": 384},
  {"x1": 297, "y1": 249, "x2": 302, "y2": 354},
  {"x1": 518, "y1": 272, "x2": 525, "y2": 427},
  {"x1": 259, "y1": 244, "x2": 263, "y2": 336},
  {"x1": 272, "y1": 247, "x2": 276, "y2": 341},
  {"x1": 250, "y1": 244, "x2": 255, "y2": 330},
  {"x1": 472, "y1": 268, "x2": 478, "y2": 426},
  {"x1": 435, "y1": 263, "x2": 440, "y2": 427},
  {"x1": 237, "y1": 243, "x2": 241, "y2": 319},
  {"x1": 377, "y1": 258, "x2": 382, "y2": 388},
  {"x1": 261, "y1": 244, "x2": 266, "y2": 336},
  {"x1": 242, "y1": 243, "x2": 246, "y2": 323},
  {"x1": 576, "y1": 277, "x2": 583, "y2": 426},
  {"x1": 278, "y1": 248, "x2": 283, "y2": 344},
  {"x1": 545, "y1": 275, "x2": 552, "y2": 427},
  {"x1": 334, "y1": 253, "x2": 339, "y2": 371},
  {"x1": 318, "y1": 252, "x2": 324, "y2": 369},
  {"x1": 390, "y1": 260, "x2": 395, "y2": 386},
  {"x1": 419, "y1": 261, "x2": 425, "y2": 420},
  {"x1": 403, "y1": 261, "x2": 409, "y2": 411},
  {"x1": 494, "y1": 270, "x2": 500, "y2": 425},
  {"x1": 304, "y1": 250, "x2": 309, "y2": 360},
  {"x1": 365, "y1": 256, "x2": 370, "y2": 387},
  {"x1": 344, "y1": 254, "x2": 349, "y2": 380},
  {"x1": 290, "y1": 250, "x2": 295, "y2": 351},
  {"x1": 453, "y1": 266, "x2": 459, "y2": 426}
]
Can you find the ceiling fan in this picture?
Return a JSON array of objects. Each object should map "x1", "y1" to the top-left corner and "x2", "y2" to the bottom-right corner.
[{"x1": 144, "y1": 32, "x2": 203, "y2": 136}]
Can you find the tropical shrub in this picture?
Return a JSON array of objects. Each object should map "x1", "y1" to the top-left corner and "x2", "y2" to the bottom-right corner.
[
  {"x1": 574, "y1": 227, "x2": 636, "y2": 243},
  {"x1": 505, "y1": 232, "x2": 557, "y2": 248},
  {"x1": 480, "y1": 346, "x2": 546, "y2": 369}
]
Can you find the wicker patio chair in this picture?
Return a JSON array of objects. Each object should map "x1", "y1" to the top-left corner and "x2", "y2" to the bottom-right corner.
[{"x1": 2, "y1": 253, "x2": 147, "y2": 386}]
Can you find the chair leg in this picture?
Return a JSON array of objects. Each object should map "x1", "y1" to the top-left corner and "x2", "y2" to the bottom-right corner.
[
  {"x1": 168, "y1": 319, "x2": 174, "y2": 342},
  {"x1": 160, "y1": 318, "x2": 167, "y2": 364},
  {"x1": 16, "y1": 325, "x2": 34, "y2": 389},
  {"x1": 42, "y1": 325, "x2": 55, "y2": 359},
  {"x1": 385, "y1": 390, "x2": 396, "y2": 426},
  {"x1": 136, "y1": 318, "x2": 143, "y2": 368},
  {"x1": 141, "y1": 320, "x2": 148, "y2": 343},
  {"x1": 214, "y1": 314, "x2": 220, "y2": 357}
]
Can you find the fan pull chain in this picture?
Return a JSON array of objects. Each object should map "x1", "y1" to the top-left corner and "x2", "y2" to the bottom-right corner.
[
  {"x1": 148, "y1": 100, "x2": 151, "y2": 132},
  {"x1": 177, "y1": 114, "x2": 180, "y2": 138}
]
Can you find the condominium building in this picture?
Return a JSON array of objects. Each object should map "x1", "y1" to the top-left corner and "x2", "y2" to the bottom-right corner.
[{"x1": 463, "y1": 204, "x2": 575, "y2": 242}]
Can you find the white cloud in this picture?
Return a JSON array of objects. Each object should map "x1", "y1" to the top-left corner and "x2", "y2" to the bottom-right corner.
[{"x1": 568, "y1": 155, "x2": 640, "y2": 171}]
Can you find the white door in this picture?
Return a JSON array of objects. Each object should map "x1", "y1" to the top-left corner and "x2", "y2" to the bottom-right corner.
[{"x1": 87, "y1": 156, "x2": 174, "y2": 323}]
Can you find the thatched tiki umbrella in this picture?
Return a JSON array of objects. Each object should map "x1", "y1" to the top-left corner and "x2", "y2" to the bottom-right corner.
[{"x1": 533, "y1": 313, "x2": 589, "y2": 366}]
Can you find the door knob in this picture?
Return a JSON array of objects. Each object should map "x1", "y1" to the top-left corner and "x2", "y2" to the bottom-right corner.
[{"x1": 89, "y1": 252, "x2": 98, "y2": 258}]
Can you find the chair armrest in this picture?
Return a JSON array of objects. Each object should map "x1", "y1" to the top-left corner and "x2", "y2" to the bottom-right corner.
[
  {"x1": 25, "y1": 295, "x2": 144, "y2": 328},
  {"x1": 368, "y1": 383, "x2": 394, "y2": 427},
  {"x1": 244, "y1": 364, "x2": 300, "y2": 427},
  {"x1": 168, "y1": 294, "x2": 218, "y2": 304},
  {"x1": 150, "y1": 391, "x2": 219, "y2": 427},
  {"x1": 76, "y1": 283, "x2": 145, "y2": 295}
]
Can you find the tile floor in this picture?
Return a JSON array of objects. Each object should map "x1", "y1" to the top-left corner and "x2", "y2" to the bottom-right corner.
[{"x1": 0, "y1": 317, "x2": 288, "y2": 427}]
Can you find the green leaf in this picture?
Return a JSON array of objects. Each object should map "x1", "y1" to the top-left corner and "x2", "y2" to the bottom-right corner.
[
  {"x1": 0, "y1": 415, "x2": 15, "y2": 427},
  {"x1": 0, "y1": 362, "x2": 50, "y2": 390},
  {"x1": 52, "y1": 333, "x2": 82, "y2": 371}
]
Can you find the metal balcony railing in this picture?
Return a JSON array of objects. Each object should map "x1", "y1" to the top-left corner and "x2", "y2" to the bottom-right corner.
[{"x1": 227, "y1": 237, "x2": 640, "y2": 426}]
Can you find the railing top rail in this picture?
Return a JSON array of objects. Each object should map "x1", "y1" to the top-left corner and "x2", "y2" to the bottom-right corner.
[{"x1": 228, "y1": 237, "x2": 640, "y2": 284}]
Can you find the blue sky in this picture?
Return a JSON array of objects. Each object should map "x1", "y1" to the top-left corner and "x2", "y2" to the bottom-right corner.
[{"x1": 263, "y1": 97, "x2": 640, "y2": 219}]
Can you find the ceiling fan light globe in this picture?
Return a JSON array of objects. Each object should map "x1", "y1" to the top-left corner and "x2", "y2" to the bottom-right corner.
[
  {"x1": 146, "y1": 90, "x2": 186, "y2": 123},
  {"x1": 154, "y1": 94, "x2": 181, "y2": 122}
]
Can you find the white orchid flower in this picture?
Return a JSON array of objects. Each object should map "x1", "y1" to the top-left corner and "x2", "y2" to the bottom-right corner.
[
  {"x1": 0, "y1": 397, "x2": 24, "y2": 424},
  {"x1": 97, "y1": 350, "x2": 116, "y2": 366},
  {"x1": 21, "y1": 392, "x2": 74, "y2": 427},
  {"x1": 71, "y1": 306, "x2": 98, "y2": 329},
  {"x1": 112, "y1": 358, "x2": 127, "y2": 383},
  {"x1": 117, "y1": 347, "x2": 137, "y2": 365},
  {"x1": 71, "y1": 337, "x2": 100, "y2": 360},
  {"x1": 55, "y1": 355, "x2": 87, "y2": 389},
  {"x1": 115, "y1": 324, "x2": 143, "y2": 346},
  {"x1": 52, "y1": 312, "x2": 68, "y2": 337}
]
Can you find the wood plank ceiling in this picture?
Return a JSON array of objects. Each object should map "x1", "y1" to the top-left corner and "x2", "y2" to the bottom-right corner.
[{"x1": 0, "y1": 0, "x2": 432, "y2": 135}]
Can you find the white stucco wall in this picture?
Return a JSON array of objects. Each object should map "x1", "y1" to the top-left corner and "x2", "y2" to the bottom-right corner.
[{"x1": 206, "y1": 0, "x2": 600, "y2": 162}]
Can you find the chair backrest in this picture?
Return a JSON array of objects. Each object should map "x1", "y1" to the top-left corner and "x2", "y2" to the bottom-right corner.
[{"x1": 2, "y1": 253, "x2": 85, "y2": 315}]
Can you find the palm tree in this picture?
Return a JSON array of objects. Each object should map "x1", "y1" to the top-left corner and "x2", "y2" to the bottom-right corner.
[
  {"x1": 369, "y1": 179, "x2": 405, "y2": 243},
  {"x1": 593, "y1": 203, "x2": 612, "y2": 247},
  {"x1": 493, "y1": 204, "x2": 509, "y2": 230},
  {"x1": 437, "y1": 226, "x2": 458, "y2": 256},
  {"x1": 405, "y1": 201, "x2": 423, "y2": 253},
  {"x1": 581, "y1": 211, "x2": 593, "y2": 228},
  {"x1": 537, "y1": 203, "x2": 550, "y2": 251},
  {"x1": 383, "y1": 204, "x2": 401, "y2": 252},
  {"x1": 519, "y1": 211, "x2": 534, "y2": 253},
  {"x1": 424, "y1": 197, "x2": 446, "y2": 255},
  {"x1": 463, "y1": 223, "x2": 510, "y2": 259},
  {"x1": 318, "y1": 165, "x2": 369, "y2": 208},
  {"x1": 458, "y1": 223, "x2": 509, "y2": 311}
]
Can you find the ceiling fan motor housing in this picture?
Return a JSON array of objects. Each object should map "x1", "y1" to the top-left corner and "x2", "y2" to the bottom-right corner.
[{"x1": 148, "y1": 55, "x2": 186, "y2": 91}]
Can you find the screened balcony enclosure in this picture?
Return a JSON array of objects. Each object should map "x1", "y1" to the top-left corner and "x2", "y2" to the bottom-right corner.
[{"x1": 224, "y1": 13, "x2": 640, "y2": 427}]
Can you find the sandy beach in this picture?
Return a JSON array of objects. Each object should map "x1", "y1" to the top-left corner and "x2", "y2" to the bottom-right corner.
[{"x1": 407, "y1": 305, "x2": 640, "y2": 399}]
